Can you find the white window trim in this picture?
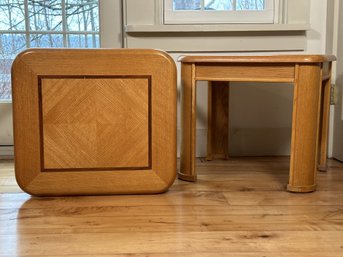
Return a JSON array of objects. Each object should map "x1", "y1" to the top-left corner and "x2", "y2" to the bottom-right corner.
[
  {"x1": 99, "y1": 1, "x2": 122, "y2": 48},
  {"x1": 0, "y1": 1, "x2": 122, "y2": 151},
  {"x1": 164, "y1": 0, "x2": 277, "y2": 24}
]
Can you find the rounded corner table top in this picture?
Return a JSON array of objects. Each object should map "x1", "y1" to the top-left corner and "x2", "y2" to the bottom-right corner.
[
  {"x1": 178, "y1": 54, "x2": 336, "y2": 64},
  {"x1": 12, "y1": 48, "x2": 177, "y2": 196},
  {"x1": 178, "y1": 53, "x2": 335, "y2": 193}
]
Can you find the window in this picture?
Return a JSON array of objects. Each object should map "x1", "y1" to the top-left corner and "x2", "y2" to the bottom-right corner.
[
  {"x1": 0, "y1": 0, "x2": 100, "y2": 100},
  {"x1": 164, "y1": 0, "x2": 276, "y2": 24}
]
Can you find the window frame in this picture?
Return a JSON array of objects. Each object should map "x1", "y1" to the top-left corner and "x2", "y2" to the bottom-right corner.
[
  {"x1": 0, "y1": 0, "x2": 122, "y2": 151},
  {"x1": 0, "y1": 0, "x2": 100, "y2": 53},
  {"x1": 0, "y1": 0, "x2": 101, "y2": 99},
  {"x1": 164, "y1": 0, "x2": 277, "y2": 24}
]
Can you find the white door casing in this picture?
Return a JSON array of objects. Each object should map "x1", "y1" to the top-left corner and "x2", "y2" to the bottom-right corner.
[{"x1": 332, "y1": 0, "x2": 343, "y2": 161}]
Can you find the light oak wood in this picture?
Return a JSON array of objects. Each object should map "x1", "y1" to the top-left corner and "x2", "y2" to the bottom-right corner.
[
  {"x1": 42, "y1": 78, "x2": 149, "y2": 169},
  {"x1": 287, "y1": 64, "x2": 322, "y2": 192},
  {"x1": 178, "y1": 55, "x2": 336, "y2": 192},
  {"x1": 1, "y1": 157, "x2": 343, "y2": 256},
  {"x1": 318, "y1": 64, "x2": 332, "y2": 171},
  {"x1": 11, "y1": 49, "x2": 177, "y2": 196},
  {"x1": 179, "y1": 63, "x2": 197, "y2": 181},
  {"x1": 207, "y1": 81, "x2": 229, "y2": 160},
  {"x1": 179, "y1": 55, "x2": 336, "y2": 63},
  {"x1": 196, "y1": 64, "x2": 295, "y2": 82}
]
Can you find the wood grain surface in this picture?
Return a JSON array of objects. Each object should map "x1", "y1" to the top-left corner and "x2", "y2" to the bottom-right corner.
[
  {"x1": 196, "y1": 64, "x2": 295, "y2": 82},
  {"x1": 179, "y1": 55, "x2": 336, "y2": 63},
  {"x1": 207, "y1": 81, "x2": 229, "y2": 160},
  {"x1": 288, "y1": 64, "x2": 321, "y2": 192},
  {"x1": 318, "y1": 63, "x2": 332, "y2": 171},
  {"x1": 178, "y1": 55, "x2": 335, "y2": 193},
  {"x1": 41, "y1": 77, "x2": 149, "y2": 170},
  {"x1": 11, "y1": 49, "x2": 177, "y2": 195},
  {"x1": 1, "y1": 157, "x2": 343, "y2": 256}
]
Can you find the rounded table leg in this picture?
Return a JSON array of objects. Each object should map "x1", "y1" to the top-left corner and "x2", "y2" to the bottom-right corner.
[
  {"x1": 317, "y1": 75, "x2": 332, "y2": 172},
  {"x1": 288, "y1": 64, "x2": 322, "y2": 193},
  {"x1": 179, "y1": 63, "x2": 197, "y2": 182},
  {"x1": 206, "y1": 81, "x2": 229, "y2": 161}
]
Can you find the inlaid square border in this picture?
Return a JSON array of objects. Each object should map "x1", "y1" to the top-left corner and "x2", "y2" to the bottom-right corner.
[
  {"x1": 37, "y1": 75, "x2": 152, "y2": 172},
  {"x1": 12, "y1": 49, "x2": 177, "y2": 196}
]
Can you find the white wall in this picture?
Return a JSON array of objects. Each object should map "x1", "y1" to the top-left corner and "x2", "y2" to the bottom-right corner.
[
  {"x1": 332, "y1": 0, "x2": 343, "y2": 161},
  {"x1": 0, "y1": 102, "x2": 13, "y2": 156},
  {"x1": 305, "y1": 0, "x2": 335, "y2": 157},
  {"x1": 172, "y1": 53, "x2": 295, "y2": 157},
  {"x1": 0, "y1": 1, "x2": 123, "y2": 157},
  {"x1": 0, "y1": 0, "x2": 334, "y2": 158},
  {"x1": 166, "y1": 0, "x2": 332, "y2": 157},
  {"x1": 124, "y1": 0, "x2": 309, "y2": 52}
]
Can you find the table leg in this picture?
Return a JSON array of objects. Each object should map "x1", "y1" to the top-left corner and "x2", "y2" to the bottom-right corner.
[
  {"x1": 206, "y1": 81, "x2": 229, "y2": 161},
  {"x1": 317, "y1": 77, "x2": 331, "y2": 172},
  {"x1": 179, "y1": 63, "x2": 197, "y2": 182},
  {"x1": 287, "y1": 64, "x2": 322, "y2": 192}
]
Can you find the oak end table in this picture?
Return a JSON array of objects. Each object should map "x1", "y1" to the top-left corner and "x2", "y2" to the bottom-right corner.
[
  {"x1": 12, "y1": 49, "x2": 177, "y2": 196},
  {"x1": 178, "y1": 55, "x2": 336, "y2": 193}
]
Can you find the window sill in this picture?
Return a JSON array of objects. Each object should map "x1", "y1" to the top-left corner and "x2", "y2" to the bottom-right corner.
[
  {"x1": 125, "y1": 24, "x2": 310, "y2": 33},
  {"x1": 124, "y1": 23, "x2": 309, "y2": 52}
]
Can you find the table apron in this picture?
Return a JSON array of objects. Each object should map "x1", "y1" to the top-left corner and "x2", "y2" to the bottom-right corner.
[{"x1": 195, "y1": 63, "x2": 295, "y2": 83}]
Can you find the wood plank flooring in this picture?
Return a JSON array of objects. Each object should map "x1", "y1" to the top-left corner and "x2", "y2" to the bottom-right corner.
[{"x1": 1, "y1": 157, "x2": 343, "y2": 256}]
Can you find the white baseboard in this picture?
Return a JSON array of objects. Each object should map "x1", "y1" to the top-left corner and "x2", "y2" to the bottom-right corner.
[
  {"x1": 0, "y1": 146, "x2": 14, "y2": 158},
  {"x1": 229, "y1": 127, "x2": 291, "y2": 156},
  {"x1": 0, "y1": 102, "x2": 13, "y2": 145},
  {"x1": 177, "y1": 127, "x2": 292, "y2": 157},
  {"x1": 1, "y1": 128, "x2": 291, "y2": 159},
  {"x1": 177, "y1": 128, "x2": 208, "y2": 158}
]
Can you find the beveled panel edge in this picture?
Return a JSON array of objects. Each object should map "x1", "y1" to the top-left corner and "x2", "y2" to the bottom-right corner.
[
  {"x1": 11, "y1": 58, "x2": 42, "y2": 191},
  {"x1": 15, "y1": 48, "x2": 176, "y2": 71},
  {"x1": 38, "y1": 75, "x2": 152, "y2": 172},
  {"x1": 12, "y1": 49, "x2": 177, "y2": 196},
  {"x1": 148, "y1": 53, "x2": 177, "y2": 189},
  {"x1": 24, "y1": 170, "x2": 172, "y2": 196},
  {"x1": 178, "y1": 55, "x2": 336, "y2": 64}
]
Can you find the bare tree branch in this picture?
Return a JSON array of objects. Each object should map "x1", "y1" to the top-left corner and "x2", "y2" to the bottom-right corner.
[{"x1": 0, "y1": 0, "x2": 99, "y2": 99}]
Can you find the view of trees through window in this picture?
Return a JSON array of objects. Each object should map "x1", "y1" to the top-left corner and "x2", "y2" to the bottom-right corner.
[
  {"x1": 173, "y1": 0, "x2": 265, "y2": 10},
  {"x1": 0, "y1": 0, "x2": 99, "y2": 100}
]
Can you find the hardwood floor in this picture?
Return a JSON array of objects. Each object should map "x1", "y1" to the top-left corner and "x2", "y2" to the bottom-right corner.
[{"x1": 1, "y1": 157, "x2": 343, "y2": 256}]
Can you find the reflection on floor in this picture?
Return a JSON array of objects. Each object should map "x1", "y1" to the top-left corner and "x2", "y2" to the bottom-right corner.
[{"x1": 1, "y1": 157, "x2": 343, "y2": 256}]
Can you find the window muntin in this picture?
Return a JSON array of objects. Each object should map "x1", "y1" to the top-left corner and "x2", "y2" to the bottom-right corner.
[
  {"x1": 164, "y1": 0, "x2": 275, "y2": 24},
  {"x1": 0, "y1": 0, "x2": 99, "y2": 100}
]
